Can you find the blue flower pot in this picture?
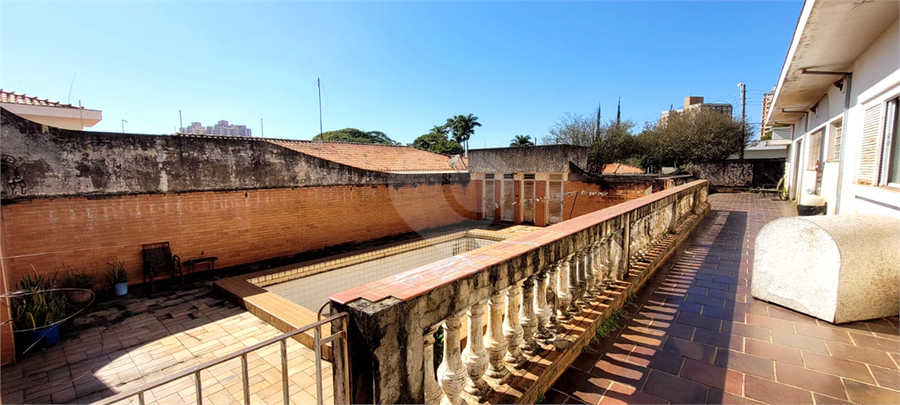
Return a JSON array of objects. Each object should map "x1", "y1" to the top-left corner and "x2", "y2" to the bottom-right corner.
[
  {"x1": 15, "y1": 324, "x2": 61, "y2": 357},
  {"x1": 114, "y1": 282, "x2": 128, "y2": 296}
]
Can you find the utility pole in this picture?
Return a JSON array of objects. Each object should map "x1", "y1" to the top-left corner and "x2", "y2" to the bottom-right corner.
[
  {"x1": 738, "y1": 83, "x2": 746, "y2": 160},
  {"x1": 318, "y1": 78, "x2": 323, "y2": 137},
  {"x1": 121, "y1": 119, "x2": 128, "y2": 133},
  {"x1": 179, "y1": 110, "x2": 183, "y2": 132},
  {"x1": 261, "y1": 118, "x2": 264, "y2": 138}
]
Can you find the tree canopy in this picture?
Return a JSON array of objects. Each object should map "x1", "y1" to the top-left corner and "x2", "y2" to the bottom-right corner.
[
  {"x1": 446, "y1": 114, "x2": 481, "y2": 155},
  {"x1": 411, "y1": 126, "x2": 464, "y2": 155},
  {"x1": 635, "y1": 109, "x2": 748, "y2": 170},
  {"x1": 509, "y1": 135, "x2": 534, "y2": 147},
  {"x1": 312, "y1": 128, "x2": 399, "y2": 145}
]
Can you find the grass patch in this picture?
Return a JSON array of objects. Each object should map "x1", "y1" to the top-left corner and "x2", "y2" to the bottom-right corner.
[{"x1": 591, "y1": 310, "x2": 623, "y2": 344}]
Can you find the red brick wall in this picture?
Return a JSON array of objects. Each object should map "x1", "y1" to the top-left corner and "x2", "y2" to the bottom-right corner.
[
  {"x1": 0, "y1": 183, "x2": 477, "y2": 295},
  {"x1": 562, "y1": 181, "x2": 653, "y2": 221}
]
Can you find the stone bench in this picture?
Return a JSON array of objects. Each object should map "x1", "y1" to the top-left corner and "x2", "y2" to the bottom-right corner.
[{"x1": 751, "y1": 214, "x2": 900, "y2": 324}]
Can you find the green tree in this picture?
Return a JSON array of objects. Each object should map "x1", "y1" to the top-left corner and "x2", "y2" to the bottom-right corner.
[
  {"x1": 588, "y1": 119, "x2": 638, "y2": 173},
  {"x1": 635, "y1": 109, "x2": 749, "y2": 171},
  {"x1": 509, "y1": 135, "x2": 534, "y2": 147},
  {"x1": 542, "y1": 111, "x2": 596, "y2": 146},
  {"x1": 312, "y1": 128, "x2": 399, "y2": 145},
  {"x1": 411, "y1": 129, "x2": 464, "y2": 155},
  {"x1": 446, "y1": 114, "x2": 481, "y2": 155}
]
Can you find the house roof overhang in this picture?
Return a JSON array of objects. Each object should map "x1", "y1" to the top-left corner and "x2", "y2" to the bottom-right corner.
[{"x1": 766, "y1": 0, "x2": 899, "y2": 127}]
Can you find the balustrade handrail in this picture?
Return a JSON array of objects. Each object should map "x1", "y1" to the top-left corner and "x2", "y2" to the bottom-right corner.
[
  {"x1": 94, "y1": 312, "x2": 349, "y2": 405},
  {"x1": 330, "y1": 180, "x2": 710, "y2": 404}
]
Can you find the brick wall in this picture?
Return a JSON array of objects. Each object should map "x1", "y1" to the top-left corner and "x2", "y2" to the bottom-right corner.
[
  {"x1": 0, "y1": 182, "x2": 477, "y2": 296},
  {"x1": 563, "y1": 180, "x2": 655, "y2": 220}
]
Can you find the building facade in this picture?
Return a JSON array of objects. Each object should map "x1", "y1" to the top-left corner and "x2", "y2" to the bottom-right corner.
[
  {"x1": 180, "y1": 120, "x2": 252, "y2": 137},
  {"x1": 659, "y1": 96, "x2": 733, "y2": 123},
  {"x1": 765, "y1": 0, "x2": 899, "y2": 218}
]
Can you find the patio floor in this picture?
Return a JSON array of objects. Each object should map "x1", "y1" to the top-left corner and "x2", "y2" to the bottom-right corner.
[
  {"x1": 0, "y1": 284, "x2": 332, "y2": 405},
  {"x1": 546, "y1": 193, "x2": 900, "y2": 404}
]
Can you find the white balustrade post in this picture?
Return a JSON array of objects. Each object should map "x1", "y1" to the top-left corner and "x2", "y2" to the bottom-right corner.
[
  {"x1": 484, "y1": 292, "x2": 509, "y2": 379},
  {"x1": 557, "y1": 258, "x2": 572, "y2": 321},
  {"x1": 462, "y1": 301, "x2": 491, "y2": 399},
  {"x1": 567, "y1": 253, "x2": 581, "y2": 315},
  {"x1": 503, "y1": 283, "x2": 526, "y2": 368},
  {"x1": 546, "y1": 262, "x2": 560, "y2": 333},
  {"x1": 581, "y1": 250, "x2": 594, "y2": 301},
  {"x1": 534, "y1": 269, "x2": 552, "y2": 341},
  {"x1": 519, "y1": 276, "x2": 539, "y2": 354},
  {"x1": 438, "y1": 314, "x2": 467, "y2": 405},
  {"x1": 424, "y1": 324, "x2": 444, "y2": 405}
]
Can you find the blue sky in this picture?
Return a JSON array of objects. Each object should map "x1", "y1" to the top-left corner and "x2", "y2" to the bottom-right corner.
[{"x1": 1, "y1": 1, "x2": 802, "y2": 147}]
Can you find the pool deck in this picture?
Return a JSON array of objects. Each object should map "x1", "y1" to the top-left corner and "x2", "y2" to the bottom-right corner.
[
  {"x1": 545, "y1": 193, "x2": 900, "y2": 405},
  {"x1": 0, "y1": 284, "x2": 332, "y2": 405}
]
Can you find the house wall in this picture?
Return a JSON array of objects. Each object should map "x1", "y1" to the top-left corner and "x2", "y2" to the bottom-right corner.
[{"x1": 786, "y1": 19, "x2": 900, "y2": 217}]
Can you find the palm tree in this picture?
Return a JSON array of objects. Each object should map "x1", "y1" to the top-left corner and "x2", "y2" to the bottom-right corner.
[
  {"x1": 509, "y1": 135, "x2": 534, "y2": 147},
  {"x1": 430, "y1": 125, "x2": 449, "y2": 136},
  {"x1": 446, "y1": 114, "x2": 481, "y2": 156}
]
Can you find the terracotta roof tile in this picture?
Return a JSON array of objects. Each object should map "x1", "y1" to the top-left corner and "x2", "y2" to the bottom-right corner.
[
  {"x1": 0, "y1": 90, "x2": 85, "y2": 109},
  {"x1": 602, "y1": 163, "x2": 644, "y2": 174},
  {"x1": 268, "y1": 140, "x2": 467, "y2": 173}
]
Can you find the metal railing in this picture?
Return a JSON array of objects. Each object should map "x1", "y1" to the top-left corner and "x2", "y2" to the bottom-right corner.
[{"x1": 95, "y1": 312, "x2": 349, "y2": 405}]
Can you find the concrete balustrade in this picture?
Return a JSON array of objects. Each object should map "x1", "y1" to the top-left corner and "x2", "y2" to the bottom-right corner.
[{"x1": 330, "y1": 180, "x2": 710, "y2": 404}]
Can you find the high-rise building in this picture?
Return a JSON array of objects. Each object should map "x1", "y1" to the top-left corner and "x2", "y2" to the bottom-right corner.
[
  {"x1": 180, "y1": 120, "x2": 252, "y2": 137},
  {"x1": 659, "y1": 96, "x2": 734, "y2": 123}
]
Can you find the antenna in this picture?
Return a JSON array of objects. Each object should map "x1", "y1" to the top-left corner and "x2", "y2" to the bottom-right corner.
[
  {"x1": 67, "y1": 73, "x2": 76, "y2": 104},
  {"x1": 261, "y1": 118, "x2": 264, "y2": 138},
  {"x1": 78, "y1": 101, "x2": 84, "y2": 129},
  {"x1": 179, "y1": 110, "x2": 183, "y2": 132},
  {"x1": 318, "y1": 78, "x2": 323, "y2": 136}
]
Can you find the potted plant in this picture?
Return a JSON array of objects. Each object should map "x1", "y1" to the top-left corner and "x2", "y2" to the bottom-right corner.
[
  {"x1": 12, "y1": 269, "x2": 67, "y2": 356},
  {"x1": 106, "y1": 256, "x2": 128, "y2": 296},
  {"x1": 62, "y1": 266, "x2": 94, "y2": 305}
]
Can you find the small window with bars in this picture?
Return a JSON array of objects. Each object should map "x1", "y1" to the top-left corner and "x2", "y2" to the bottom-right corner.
[
  {"x1": 524, "y1": 174, "x2": 535, "y2": 180},
  {"x1": 503, "y1": 173, "x2": 514, "y2": 179},
  {"x1": 485, "y1": 174, "x2": 494, "y2": 179}
]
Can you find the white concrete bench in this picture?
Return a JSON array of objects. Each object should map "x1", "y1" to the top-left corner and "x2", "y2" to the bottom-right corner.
[{"x1": 751, "y1": 214, "x2": 900, "y2": 324}]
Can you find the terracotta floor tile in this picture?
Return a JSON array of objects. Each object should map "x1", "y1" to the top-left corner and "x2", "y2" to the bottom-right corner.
[
  {"x1": 642, "y1": 370, "x2": 709, "y2": 404},
  {"x1": 792, "y1": 321, "x2": 854, "y2": 345},
  {"x1": 662, "y1": 336, "x2": 717, "y2": 363},
  {"x1": 770, "y1": 328, "x2": 829, "y2": 354},
  {"x1": 590, "y1": 356, "x2": 649, "y2": 388},
  {"x1": 745, "y1": 312, "x2": 796, "y2": 333},
  {"x1": 705, "y1": 389, "x2": 766, "y2": 405},
  {"x1": 680, "y1": 358, "x2": 743, "y2": 394},
  {"x1": 843, "y1": 379, "x2": 900, "y2": 404},
  {"x1": 774, "y1": 361, "x2": 848, "y2": 400},
  {"x1": 715, "y1": 350, "x2": 775, "y2": 380},
  {"x1": 744, "y1": 374, "x2": 813, "y2": 405},
  {"x1": 675, "y1": 311, "x2": 722, "y2": 332},
  {"x1": 728, "y1": 323, "x2": 771, "y2": 342},
  {"x1": 745, "y1": 338, "x2": 803, "y2": 366},
  {"x1": 693, "y1": 327, "x2": 743, "y2": 351},
  {"x1": 869, "y1": 365, "x2": 900, "y2": 391},
  {"x1": 848, "y1": 332, "x2": 900, "y2": 354},
  {"x1": 599, "y1": 382, "x2": 669, "y2": 405},
  {"x1": 799, "y1": 350, "x2": 877, "y2": 385},
  {"x1": 553, "y1": 367, "x2": 611, "y2": 405},
  {"x1": 628, "y1": 349, "x2": 684, "y2": 376},
  {"x1": 824, "y1": 341, "x2": 898, "y2": 370}
]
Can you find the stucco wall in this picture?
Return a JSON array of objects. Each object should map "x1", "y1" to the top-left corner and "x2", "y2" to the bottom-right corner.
[
  {"x1": 467, "y1": 145, "x2": 589, "y2": 174},
  {"x1": 0, "y1": 108, "x2": 467, "y2": 200}
]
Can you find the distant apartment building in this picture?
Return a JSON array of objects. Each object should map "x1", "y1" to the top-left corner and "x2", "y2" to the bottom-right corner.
[
  {"x1": 659, "y1": 96, "x2": 734, "y2": 123},
  {"x1": 180, "y1": 120, "x2": 252, "y2": 137}
]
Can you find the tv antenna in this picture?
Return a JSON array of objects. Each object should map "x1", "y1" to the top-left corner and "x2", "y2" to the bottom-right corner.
[{"x1": 318, "y1": 78, "x2": 323, "y2": 136}]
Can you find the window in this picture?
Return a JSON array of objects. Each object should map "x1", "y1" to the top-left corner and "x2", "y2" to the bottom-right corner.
[
  {"x1": 882, "y1": 98, "x2": 899, "y2": 186},
  {"x1": 857, "y1": 97, "x2": 900, "y2": 187},
  {"x1": 807, "y1": 130, "x2": 823, "y2": 171},
  {"x1": 826, "y1": 120, "x2": 842, "y2": 162},
  {"x1": 503, "y1": 173, "x2": 514, "y2": 179}
]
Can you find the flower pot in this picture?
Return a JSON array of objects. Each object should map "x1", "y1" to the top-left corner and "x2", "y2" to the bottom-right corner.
[
  {"x1": 67, "y1": 290, "x2": 92, "y2": 305},
  {"x1": 15, "y1": 324, "x2": 61, "y2": 357},
  {"x1": 114, "y1": 282, "x2": 128, "y2": 296}
]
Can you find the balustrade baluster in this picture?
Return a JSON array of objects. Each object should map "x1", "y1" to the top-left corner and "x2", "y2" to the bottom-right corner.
[
  {"x1": 438, "y1": 314, "x2": 467, "y2": 405},
  {"x1": 567, "y1": 254, "x2": 581, "y2": 315},
  {"x1": 503, "y1": 283, "x2": 526, "y2": 368},
  {"x1": 484, "y1": 292, "x2": 509, "y2": 379},
  {"x1": 557, "y1": 257, "x2": 572, "y2": 321},
  {"x1": 424, "y1": 324, "x2": 444, "y2": 405},
  {"x1": 519, "y1": 276, "x2": 539, "y2": 354},
  {"x1": 462, "y1": 301, "x2": 491, "y2": 399},
  {"x1": 581, "y1": 250, "x2": 594, "y2": 300},
  {"x1": 546, "y1": 263, "x2": 560, "y2": 333},
  {"x1": 534, "y1": 269, "x2": 552, "y2": 341}
]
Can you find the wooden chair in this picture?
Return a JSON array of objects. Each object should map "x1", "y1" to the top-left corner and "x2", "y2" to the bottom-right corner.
[{"x1": 141, "y1": 242, "x2": 183, "y2": 293}]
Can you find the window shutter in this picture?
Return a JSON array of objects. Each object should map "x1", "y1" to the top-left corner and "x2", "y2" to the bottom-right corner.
[
  {"x1": 857, "y1": 105, "x2": 882, "y2": 185},
  {"x1": 831, "y1": 125, "x2": 842, "y2": 161}
]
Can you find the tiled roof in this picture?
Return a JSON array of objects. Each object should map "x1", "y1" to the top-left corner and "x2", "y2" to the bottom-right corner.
[
  {"x1": 602, "y1": 163, "x2": 644, "y2": 174},
  {"x1": 0, "y1": 90, "x2": 85, "y2": 109},
  {"x1": 268, "y1": 140, "x2": 467, "y2": 173}
]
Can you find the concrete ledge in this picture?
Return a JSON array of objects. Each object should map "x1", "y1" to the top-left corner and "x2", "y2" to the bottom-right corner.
[{"x1": 751, "y1": 214, "x2": 900, "y2": 323}]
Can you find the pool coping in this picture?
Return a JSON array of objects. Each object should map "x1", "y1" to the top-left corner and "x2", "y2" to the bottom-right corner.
[{"x1": 214, "y1": 229, "x2": 513, "y2": 359}]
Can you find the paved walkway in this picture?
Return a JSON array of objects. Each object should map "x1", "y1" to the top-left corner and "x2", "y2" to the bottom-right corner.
[
  {"x1": 1, "y1": 284, "x2": 331, "y2": 405},
  {"x1": 547, "y1": 193, "x2": 900, "y2": 404}
]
